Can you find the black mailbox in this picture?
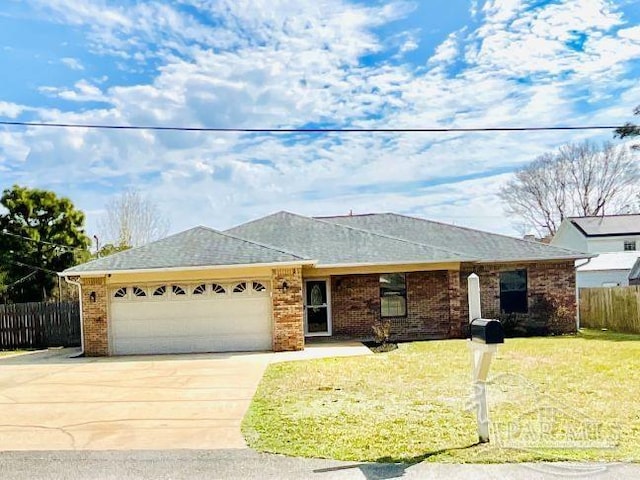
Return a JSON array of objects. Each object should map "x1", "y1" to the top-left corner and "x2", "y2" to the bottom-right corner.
[{"x1": 469, "y1": 318, "x2": 504, "y2": 344}]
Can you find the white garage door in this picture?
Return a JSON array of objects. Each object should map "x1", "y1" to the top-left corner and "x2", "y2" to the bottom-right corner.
[{"x1": 109, "y1": 280, "x2": 272, "y2": 355}]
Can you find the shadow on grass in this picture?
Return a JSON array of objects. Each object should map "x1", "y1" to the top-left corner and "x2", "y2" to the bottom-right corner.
[
  {"x1": 578, "y1": 330, "x2": 640, "y2": 342},
  {"x1": 312, "y1": 442, "x2": 481, "y2": 480}
]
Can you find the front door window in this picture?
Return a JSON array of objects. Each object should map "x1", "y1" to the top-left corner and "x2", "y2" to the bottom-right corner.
[{"x1": 305, "y1": 280, "x2": 330, "y2": 335}]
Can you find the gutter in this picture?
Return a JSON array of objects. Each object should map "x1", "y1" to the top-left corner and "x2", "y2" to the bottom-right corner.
[
  {"x1": 60, "y1": 259, "x2": 317, "y2": 277},
  {"x1": 63, "y1": 276, "x2": 84, "y2": 357},
  {"x1": 574, "y1": 257, "x2": 593, "y2": 331}
]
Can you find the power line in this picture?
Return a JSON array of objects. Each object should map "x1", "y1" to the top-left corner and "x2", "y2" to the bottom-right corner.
[
  {"x1": 0, "y1": 230, "x2": 86, "y2": 252},
  {"x1": 0, "y1": 120, "x2": 625, "y2": 133},
  {"x1": 7, "y1": 260, "x2": 59, "y2": 275}
]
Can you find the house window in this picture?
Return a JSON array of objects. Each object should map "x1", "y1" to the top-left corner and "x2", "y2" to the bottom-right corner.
[
  {"x1": 132, "y1": 286, "x2": 146, "y2": 297},
  {"x1": 380, "y1": 273, "x2": 407, "y2": 317},
  {"x1": 113, "y1": 287, "x2": 127, "y2": 298},
  {"x1": 233, "y1": 282, "x2": 247, "y2": 293},
  {"x1": 624, "y1": 240, "x2": 636, "y2": 251},
  {"x1": 153, "y1": 286, "x2": 167, "y2": 296},
  {"x1": 499, "y1": 270, "x2": 528, "y2": 314},
  {"x1": 172, "y1": 285, "x2": 186, "y2": 296}
]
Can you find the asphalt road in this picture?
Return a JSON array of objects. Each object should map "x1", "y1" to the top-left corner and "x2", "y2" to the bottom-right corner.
[{"x1": 0, "y1": 449, "x2": 638, "y2": 480}]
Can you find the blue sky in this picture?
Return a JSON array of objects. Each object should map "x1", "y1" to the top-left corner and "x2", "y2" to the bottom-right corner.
[{"x1": 0, "y1": 0, "x2": 639, "y2": 242}]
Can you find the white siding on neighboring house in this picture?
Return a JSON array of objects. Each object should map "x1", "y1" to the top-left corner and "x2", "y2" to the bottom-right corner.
[
  {"x1": 586, "y1": 236, "x2": 640, "y2": 253},
  {"x1": 576, "y1": 252, "x2": 640, "y2": 288},
  {"x1": 577, "y1": 270, "x2": 631, "y2": 288},
  {"x1": 551, "y1": 222, "x2": 589, "y2": 252}
]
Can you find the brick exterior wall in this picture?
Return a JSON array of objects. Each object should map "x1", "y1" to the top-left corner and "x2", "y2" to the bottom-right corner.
[
  {"x1": 80, "y1": 276, "x2": 109, "y2": 356},
  {"x1": 331, "y1": 271, "x2": 453, "y2": 341},
  {"x1": 271, "y1": 267, "x2": 304, "y2": 351},
  {"x1": 459, "y1": 261, "x2": 577, "y2": 334},
  {"x1": 330, "y1": 261, "x2": 577, "y2": 341}
]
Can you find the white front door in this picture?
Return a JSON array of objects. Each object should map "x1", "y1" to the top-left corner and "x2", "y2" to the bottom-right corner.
[{"x1": 304, "y1": 279, "x2": 331, "y2": 336}]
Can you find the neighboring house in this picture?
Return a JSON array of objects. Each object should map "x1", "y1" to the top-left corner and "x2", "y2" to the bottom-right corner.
[
  {"x1": 629, "y1": 258, "x2": 640, "y2": 286},
  {"x1": 576, "y1": 252, "x2": 640, "y2": 287},
  {"x1": 551, "y1": 214, "x2": 640, "y2": 287},
  {"x1": 62, "y1": 212, "x2": 588, "y2": 356},
  {"x1": 551, "y1": 214, "x2": 640, "y2": 254}
]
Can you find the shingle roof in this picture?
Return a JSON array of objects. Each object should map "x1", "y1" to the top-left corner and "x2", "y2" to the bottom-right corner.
[
  {"x1": 226, "y1": 211, "x2": 471, "y2": 265},
  {"x1": 63, "y1": 226, "x2": 307, "y2": 274},
  {"x1": 569, "y1": 215, "x2": 640, "y2": 237},
  {"x1": 316, "y1": 213, "x2": 588, "y2": 262}
]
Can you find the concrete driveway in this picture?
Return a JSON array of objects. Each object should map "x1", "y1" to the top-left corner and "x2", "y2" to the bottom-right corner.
[{"x1": 0, "y1": 348, "x2": 272, "y2": 451}]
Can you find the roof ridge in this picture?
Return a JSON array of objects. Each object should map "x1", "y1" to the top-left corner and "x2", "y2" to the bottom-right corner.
[
  {"x1": 569, "y1": 213, "x2": 640, "y2": 219},
  {"x1": 311, "y1": 214, "x2": 472, "y2": 259},
  {"x1": 387, "y1": 212, "x2": 585, "y2": 255},
  {"x1": 207, "y1": 224, "x2": 309, "y2": 260}
]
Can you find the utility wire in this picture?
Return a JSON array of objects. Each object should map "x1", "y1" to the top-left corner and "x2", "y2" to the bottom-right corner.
[
  {"x1": 0, "y1": 120, "x2": 625, "y2": 133},
  {"x1": 0, "y1": 230, "x2": 86, "y2": 252},
  {"x1": 7, "y1": 259, "x2": 60, "y2": 275},
  {"x1": 3, "y1": 270, "x2": 37, "y2": 290}
]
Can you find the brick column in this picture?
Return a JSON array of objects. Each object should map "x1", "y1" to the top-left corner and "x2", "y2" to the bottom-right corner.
[
  {"x1": 271, "y1": 267, "x2": 304, "y2": 351},
  {"x1": 448, "y1": 270, "x2": 465, "y2": 338},
  {"x1": 80, "y1": 276, "x2": 109, "y2": 356}
]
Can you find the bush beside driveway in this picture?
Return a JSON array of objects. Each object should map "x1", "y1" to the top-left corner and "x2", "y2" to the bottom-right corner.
[{"x1": 242, "y1": 330, "x2": 640, "y2": 463}]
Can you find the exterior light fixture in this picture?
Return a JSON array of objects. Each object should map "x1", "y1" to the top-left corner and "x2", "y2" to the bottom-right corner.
[
  {"x1": 282, "y1": 281, "x2": 289, "y2": 292},
  {"x1": 89, "y1": 291, "x2": 97, "y2": 303}
]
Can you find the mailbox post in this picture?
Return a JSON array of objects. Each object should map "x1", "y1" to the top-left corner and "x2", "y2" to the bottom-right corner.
[{"x1": 467, "y1": 273, "x2": 504, "y2": 443}]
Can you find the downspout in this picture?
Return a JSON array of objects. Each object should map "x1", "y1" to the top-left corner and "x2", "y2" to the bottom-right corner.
[
  {"x1": 574, "y1": 258, "x2": 593, "y2": 331},
  {"x1": 63, "y1": 275, "x2": 84, "y2": 357}
]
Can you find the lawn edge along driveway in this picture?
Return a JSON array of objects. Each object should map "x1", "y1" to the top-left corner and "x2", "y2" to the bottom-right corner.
[{"x1": 242, "y1": 331, "x2": 640, "y2": 464}]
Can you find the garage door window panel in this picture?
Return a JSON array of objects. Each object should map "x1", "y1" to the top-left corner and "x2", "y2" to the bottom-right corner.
[
  {"x1": 212, "y1": 283, "x2": 226, "y2": 294},
  {"x1": 171, "y1": 285, "x2": 187, "y2": 297},
  {"x1": 153, "y1": 286, "x2": 167, "y2": 297},
  {"x1": 233, "y1": 282, "x2": 247, "y2": 294},
  {"x1": 113, "y1": 287, "x2": 128, "y2": 299},
  {"x1": 132, "y1": 286, "x2": 147, "y2": 298},
  {"x1": 192, "y1": 284, "x2": 207, "y2": 295},
  {"x1": 252, "y1": 281, "x2": 267, "y2": 293}
]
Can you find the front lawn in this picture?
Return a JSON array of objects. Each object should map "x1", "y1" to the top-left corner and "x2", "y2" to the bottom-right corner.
[
  {"x1": 242, "y1": 330, "x2": 640, "y2": 463},
  {"x1": 0, "y1": 350, "x2": 25, "y2": 357}
]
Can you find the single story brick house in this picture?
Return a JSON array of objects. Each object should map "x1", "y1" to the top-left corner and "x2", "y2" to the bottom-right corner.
[{"x1": 61, "y1": 212, "x2": 588, "y2": 356}]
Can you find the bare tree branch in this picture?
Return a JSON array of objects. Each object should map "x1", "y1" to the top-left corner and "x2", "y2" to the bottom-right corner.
[
  {"x1": 499, "y1": 141, "x2": 639, "y2": 237},
  {"x1": 97, "y1": 189, "x2": 170, "y2": 248}
]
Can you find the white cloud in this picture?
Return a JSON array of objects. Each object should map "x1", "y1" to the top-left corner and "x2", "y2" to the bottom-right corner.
[
  {"x1": 0, "y1": 101, "x2": 26, "y2": 118},
  {"x1": 61, "y1": 57, "x2": 85, "y2": 70},
  {"x1": 3, "y1": 0, "x2": 640, "y2": 238}
]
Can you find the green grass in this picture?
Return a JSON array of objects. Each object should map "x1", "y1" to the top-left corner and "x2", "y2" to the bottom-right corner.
[
  {"x1": 0, "y1": 350, "x2": 25, "y2": 357},
  {"x1": 242, "y1": 329, "x2": 640, "y2": 463}
]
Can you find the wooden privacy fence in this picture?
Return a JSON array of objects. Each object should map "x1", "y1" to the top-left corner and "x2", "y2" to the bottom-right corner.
[
  {"x1": 579, "y1": 286, "x2": 640, "y2": 334},
  {"x1": 0, "y1": 301, "x2": 81, "y2": 349}
]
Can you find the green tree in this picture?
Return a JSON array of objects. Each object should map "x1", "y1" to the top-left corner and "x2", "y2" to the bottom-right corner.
[
  {"x1": 615, "y1": 105, "x2": 640, "y2": 150},
  {"x1": 0, "y1": 185, "x2": 91, "y2": 303}
]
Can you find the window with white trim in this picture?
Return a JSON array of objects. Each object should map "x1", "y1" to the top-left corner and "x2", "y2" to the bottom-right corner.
[
  {"x1": 153, "y1": 285, "x2": 167, "y2": 297},
  {"x1": 624, "y1": 240, "x2": 636, "y2": 251},
  {"x1": 212, "y1": 283, "x2": 226, "y2": 294},
  {"x1": 233, "y1": 282, "x2": 247, "y2": 293},
  {"x1": 192, "y1": 284, "x2": 207, "y2": 295},
  {"x1": 113, "y1": 287, "x2": 128, "y2": 299},
  {"x1": 132, "y1": 286, "x2": 146, "y2": 297},
  {"x1": 252, "y1": 281, "x2": 266, "y2": 293},
  {"x1": 172, "y1": 285, "x2": 186, "y2": 296}
]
